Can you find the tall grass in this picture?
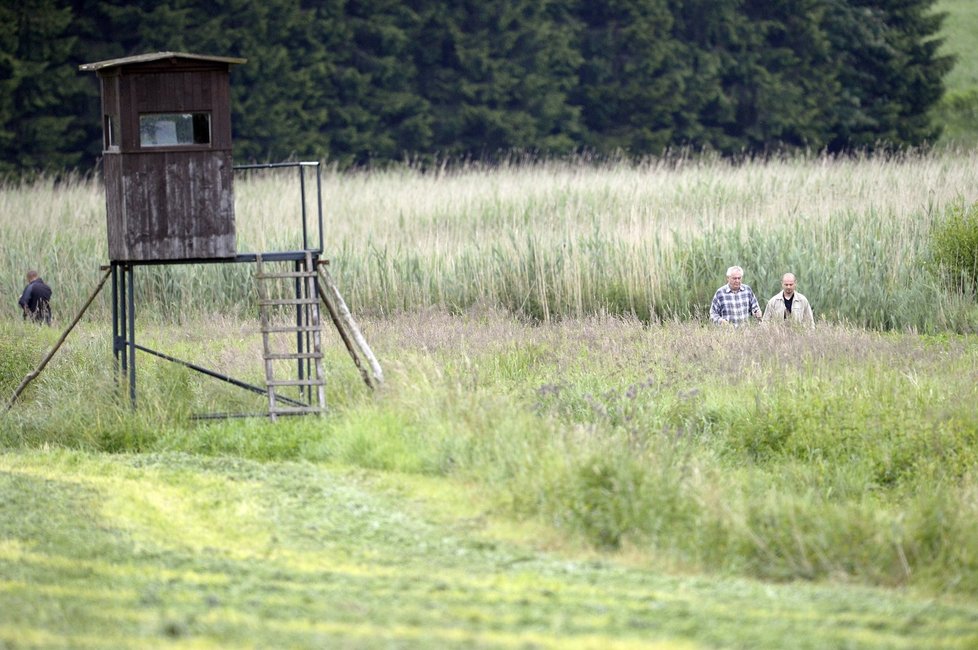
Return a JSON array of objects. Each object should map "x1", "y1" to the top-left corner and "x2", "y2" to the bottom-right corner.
[
  {"x1": 2, "y1": 151, "x2": 978, "y2": 330},
  {"x1": 5, "y1": 152, "x2": 978, "y2": 607}
]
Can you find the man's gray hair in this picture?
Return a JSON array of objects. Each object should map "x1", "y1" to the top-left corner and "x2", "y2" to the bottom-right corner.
[{"x1": 726, "y1": 265, "x2": 744, "y2": 278}]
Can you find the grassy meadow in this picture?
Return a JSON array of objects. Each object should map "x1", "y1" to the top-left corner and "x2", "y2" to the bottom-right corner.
[{"x1": 3, "y1": 153, "x2": 978, "y2": 647}]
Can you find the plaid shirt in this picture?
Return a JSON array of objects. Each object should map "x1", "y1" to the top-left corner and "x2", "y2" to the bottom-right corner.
[{"x1": 710, "y1": 284, "x2": 761, "y2": 325}]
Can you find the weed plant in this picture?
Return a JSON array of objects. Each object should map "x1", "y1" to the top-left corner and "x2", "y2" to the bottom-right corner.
[
  {"x1": 3, "y1": 152, "x2": 978, "y2": 331},
  {"x1": 931, "y1": 200, "x2": 978, "y2": 295},
  {"x1": 4, "y1": 309, "x2": 977, "y2": 598}
]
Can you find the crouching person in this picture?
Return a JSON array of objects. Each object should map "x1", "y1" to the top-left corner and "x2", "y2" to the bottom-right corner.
[{"x1": 18, "y1": 270, "x2": 52, "y2": 325}]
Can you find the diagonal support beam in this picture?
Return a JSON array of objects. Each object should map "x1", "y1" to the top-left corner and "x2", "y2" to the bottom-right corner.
[{"x1": 316, "y1": 264, "x2": 383, "y2": 389}]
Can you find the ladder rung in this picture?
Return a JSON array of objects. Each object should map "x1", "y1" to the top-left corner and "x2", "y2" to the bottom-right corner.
[
  {"x1": 265, "y1": 352, "x2": 322, "y2": 360},
  {"x1": 267, "y1": 379, "x2": 325, "y2": 387},
  {"x1": 259, "y1": 298, "x2": 319, "y2": 306},
  {"x1": 256, "y1": 271, "x2": 317, "y2": 279},
  {"x1": 261, "y1": 325, "x2": 321, "y2": 333},
  {"x1": 258, "y1": 255, "x2": 327, "y2": 419},
  {"x1": 270, "y1": 406, "x2": 325, "y2": 415}
]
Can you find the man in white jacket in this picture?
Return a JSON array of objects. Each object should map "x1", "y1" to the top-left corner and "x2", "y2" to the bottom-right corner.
[{"x1": 763, "y1": 273, "x2": 814, "y2": 328}]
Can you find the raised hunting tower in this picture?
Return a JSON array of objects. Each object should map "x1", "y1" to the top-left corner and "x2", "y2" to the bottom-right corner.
[
  {"x1": 72, "y1": 51, "x2": 382, "y2": 420},
  {"x1": 80, "y1": 52, "x2": 245, "y2": 261}
]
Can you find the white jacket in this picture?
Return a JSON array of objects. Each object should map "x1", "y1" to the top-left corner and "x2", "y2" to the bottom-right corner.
[{"x1": 762, "y1": 291, "x2": 814, "y2": 327}]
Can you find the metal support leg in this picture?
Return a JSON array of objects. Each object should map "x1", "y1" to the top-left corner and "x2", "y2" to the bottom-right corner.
[
  {"x1": 299, "y1": 166, "x2": 308, "y2": 250},
  {"x1": 309, "y1": 259, "x2": 319, "y2": 403},
  {"x1": 111, "y1": 264, "x2": 119, "y2": 375},
  {"x1": 127, "y1": 264, "x2": 136, "y2": 408},
  {"x1": 119, "y1": 264, "x2": 127, "y2": 377}
]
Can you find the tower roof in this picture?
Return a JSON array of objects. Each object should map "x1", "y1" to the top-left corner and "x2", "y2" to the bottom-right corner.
[{"x1": 80, "y1": 51, "x2": 246, "y2": 72}]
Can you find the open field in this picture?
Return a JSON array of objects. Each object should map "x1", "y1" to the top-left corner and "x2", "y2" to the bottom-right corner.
[
  {"x1": 3, "y1": 449, "x2": 978, "y2": 649},
  {"x1": 2, "y1": 154, "x2": 978, "y2": 646},
  {"x1": 937, "y1": 0, "x2": 978, "y2": 92},
  {"x1": 3, "y1": 3, "x2": 978, "y2": 643}
]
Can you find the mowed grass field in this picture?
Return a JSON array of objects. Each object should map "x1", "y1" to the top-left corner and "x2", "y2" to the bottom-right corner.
[
  {"x1": 3, "y1": 151, "x2": 978, "y2": 647},
  {"x1": 3, "y1": 450, "x2": 978, "y2": 649}
]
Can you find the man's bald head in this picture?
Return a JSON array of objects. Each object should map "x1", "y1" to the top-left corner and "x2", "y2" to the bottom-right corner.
[{"x1": 781, "y1": 273, "x2": 796, "y2": 297}]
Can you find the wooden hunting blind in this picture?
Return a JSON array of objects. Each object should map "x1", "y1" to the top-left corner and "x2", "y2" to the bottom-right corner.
[
  {"x1": 49, "y1": 52, "x2": 385, "y2": 420},
  {"x1": 80, "y1": 52, "x2": 246, "y2": 262}
]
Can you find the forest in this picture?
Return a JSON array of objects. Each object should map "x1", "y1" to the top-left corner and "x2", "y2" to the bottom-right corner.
[{"x1": 0, "y1": 0, "x2": 953, "y2": 174}]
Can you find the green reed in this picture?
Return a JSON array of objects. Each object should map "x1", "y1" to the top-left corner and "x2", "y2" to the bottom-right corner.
[{"x1": 3, "y1": 151, "x2": 977, "y2": 330}]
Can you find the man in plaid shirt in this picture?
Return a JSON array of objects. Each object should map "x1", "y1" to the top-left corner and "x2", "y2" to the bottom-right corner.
[{"x1": 710, "y1": 265, "x2": 762, "y2": 326}]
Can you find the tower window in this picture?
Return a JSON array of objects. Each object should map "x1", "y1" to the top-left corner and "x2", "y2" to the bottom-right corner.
[
  {"x1": 139, "y1": 112, "x2": 211, "y2": 147},
  {"x1": 104, "y1": 114, "x2": 119, "y2": 149}
]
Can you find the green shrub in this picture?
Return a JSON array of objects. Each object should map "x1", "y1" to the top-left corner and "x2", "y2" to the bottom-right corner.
[
  {"x1": 561, "y1": 453, "x2": 644, "y2": 549},
  {"x1": 931, "y1": 201, "x2": 978, "y2": 295}
]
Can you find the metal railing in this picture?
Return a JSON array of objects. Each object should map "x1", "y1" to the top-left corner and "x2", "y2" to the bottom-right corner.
[{"x1": 233, "y1": 161, "x2": 324, "y2": 254}]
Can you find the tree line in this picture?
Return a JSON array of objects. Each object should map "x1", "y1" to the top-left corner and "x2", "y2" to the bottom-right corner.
[{"x1": 0, "y1": 0, "x2": 952, "y2": 174}]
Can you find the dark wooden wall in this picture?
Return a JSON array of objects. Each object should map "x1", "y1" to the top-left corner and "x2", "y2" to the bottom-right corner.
[
  {"x1": 100, "y1": 59, "x2": 236, "y2": 261},
  {"x1": 115, "y1": 67, "x2": 233, "y2": 152},
  {"x1": 104, "y1": 151, "x2": 235, "y2": 261}
]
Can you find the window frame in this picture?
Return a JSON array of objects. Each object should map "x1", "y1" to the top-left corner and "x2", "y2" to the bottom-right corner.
[{"x1": 137, "y1": 111, "x2": 213, "y2": 150}]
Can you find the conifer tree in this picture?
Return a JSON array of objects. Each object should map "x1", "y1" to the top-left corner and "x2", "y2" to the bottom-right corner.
[
  {"x1": 572, "y1": 0, "x2": 685, "y2": 156},
  {"x1": 0, "y1": 0, "x2": 87, "y2": 174},
  {"x1": 187, "y1": 0, "x2": 335, "y2": 161},
  {"x1": 327, "y1": 0, "x2": 431, "y2": 165},
  {"x1": 411, "y1": 0, "x2": 581, "y2": 160},
  {"x1": 0, "y1": 0, "x2": 958, "y2": 173},
  {"x1": 823, "y1": 0, "x2": 952, "y2": 151}
]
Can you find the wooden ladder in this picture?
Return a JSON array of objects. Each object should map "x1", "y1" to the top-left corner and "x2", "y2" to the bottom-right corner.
[{"x1": 255, "y1": 252, "x2": 326, "y2": 420}]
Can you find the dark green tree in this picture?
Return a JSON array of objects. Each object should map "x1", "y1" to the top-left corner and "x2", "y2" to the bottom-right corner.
[
  {"x1": 69, "y1": 0, "x2": 341, "y2": 162},
  {"x1": 823, "y1": 0, "x2": 952, "y2": 151},
  {"x1": 0, "y1": 0, "x2": 87, "y2": 174},
  {"x1": 411, "y1": 0, "x2": 582, "y2": 160},
  {"x1": 572, "y1": 0, "x2": 685, "y2": 156},
  {"x1": 0, "y1": 0, "x2": 958, "y2": 173},
  {"x1": 669, "y1": 0, "x2": 839, "y2": 154},
  {"x1": 326, "y1": 0, "x2": 431, "y2": 165},
  {"x1": 736, "y1": 0, "x2": 841, "y2": 150},
  {"x1": 187, "y1": 0, "x2": 336, "y2": 161},
  {"x1": 66, "y1": 0, "x2": 196, "y2": 163},
  {"x1": 667, "y1": 0, "x2": 745, "y2": 153}
]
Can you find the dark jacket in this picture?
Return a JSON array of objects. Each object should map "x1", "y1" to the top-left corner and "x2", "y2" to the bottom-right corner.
[{"x1": 19, "y1": 278, "x2": 52, "y2": 324}]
